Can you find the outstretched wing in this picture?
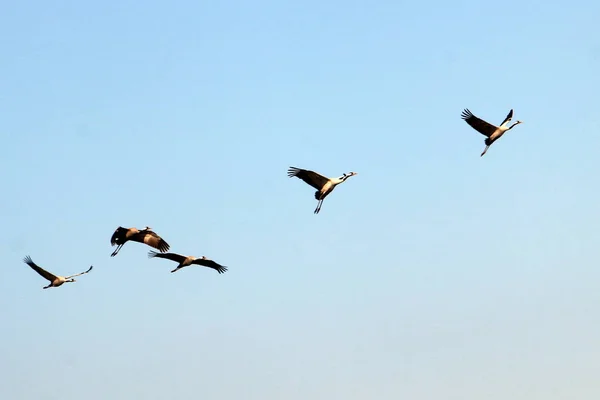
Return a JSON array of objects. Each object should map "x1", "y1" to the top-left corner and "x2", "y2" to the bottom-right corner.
[
  {"x1": 132, "y1": 230, "x2": 170, "y2": 252},
  {"x1": 23, "y1": 256, "x2": 57, "y2": 282},
  {"x1": 499, "y1": 109, "x2": 513, "y2": 127},
  {"x1": 193, "y1": 258, "x2": 228, "y2": 274},
  {"x1": 461, "y1": 109, "x2": 498, "y2": 137},
  {"x1": 288, "y1": 167, "x2": 329, "y2": 190},
  {"x1": 66, "y1": 265, "x2": 94, "y2": 279},
  {"x1": 148, "y1": 251, "x2": 186, "y2": 263}
]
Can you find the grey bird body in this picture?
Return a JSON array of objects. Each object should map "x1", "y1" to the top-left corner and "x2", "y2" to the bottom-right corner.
[
  {"x1": 110, "y1": 226, "x2": 170, "y2": 257},
  {"x1": 287, "y1": 166, "x2": 357, "y2": 214},
  {"x1": 23, "y1": 256, "x2": 93, "y2": 289},
  {"x1": 148, "y1": 251, "x2": 228, "y2": 274}
]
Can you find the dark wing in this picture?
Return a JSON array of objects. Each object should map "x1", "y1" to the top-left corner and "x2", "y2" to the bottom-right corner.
[
  {"x1": 131, "y1": 230, "x2": 170, "y2": 252},
  {"x1": 65, "y1": 265, "x2": 93, "y2": 279},
  {"x1": 148, "y1": 251, "x2": 186, "y2": 263},
  {"x1": 192, "y1": 258, "x2": 228, "y2": 274},
  {"x1": 288, "y1": 167, "x2": 329, "y2": 190},
  {"x1": 461, "y1": 109, "x2": 498, "y2": 137},
  {"x1": 499, "y1": 109, "x2": 513, "y2": 126},
  {"x1": 110, "y1": 226, "x2": 126, "y2": 246},
  {"x1": 23, "y1": 256, "x2": 57, "y2": 282}
]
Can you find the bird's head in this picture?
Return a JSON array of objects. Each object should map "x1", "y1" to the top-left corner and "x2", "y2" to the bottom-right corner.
[
  {"x1": 69, "y1": 278, "x2": 76, "y2": 283},
  {"x1": 342, "y1": 171, "x2": 357, "y2": 180}
]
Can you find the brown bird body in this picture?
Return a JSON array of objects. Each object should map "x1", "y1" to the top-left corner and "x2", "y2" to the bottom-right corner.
[
  {"x1": 23, "y1": 256, "x2": 93, "y2": 289},
  {"x1": 461, "y1": 108, "x2": 523, "y2": 156},
  {"x1": 110, "y1": 226, "x2": 170, "y2": 257},
  {"x1": 148, "y1": 250, "x2": 228, "y2": 274}
]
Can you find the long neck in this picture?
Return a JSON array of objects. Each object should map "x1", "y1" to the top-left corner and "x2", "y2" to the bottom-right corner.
[
  {"x1": 508, "y1": 122, "x2": 520, "y2": 129},
  {"x1": 332, "y1": 177, "x2": 346, "y2": 185}
]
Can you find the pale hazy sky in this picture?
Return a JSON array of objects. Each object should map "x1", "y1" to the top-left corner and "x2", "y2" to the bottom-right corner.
[{"x1": 1, "y1": 0, "x2": 599, "y2": 399}]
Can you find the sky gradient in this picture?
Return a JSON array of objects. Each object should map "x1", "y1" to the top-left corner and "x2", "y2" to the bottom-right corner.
[{"x1": 1, "y1": 0, "x2": 599, "y2": 399}]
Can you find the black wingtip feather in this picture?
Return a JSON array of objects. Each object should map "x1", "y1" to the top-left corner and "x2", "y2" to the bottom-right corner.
[
  {"x1": 158, "y1": 240, "x2": 170, "y2": 253},
  {"x1": 110, "y1": 226, "x2": 126, "y2": 246},
  {"x1": 461, "y1": 109, "x2": 473, "y2": 120},
  {"x1": 287, "y1": 167, "x2": 301, "y2": 178}
]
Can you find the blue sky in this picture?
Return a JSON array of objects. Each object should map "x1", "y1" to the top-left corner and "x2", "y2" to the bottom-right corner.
[{"x1": 1, "y1": 0, "x2": 599, "y2": 398}]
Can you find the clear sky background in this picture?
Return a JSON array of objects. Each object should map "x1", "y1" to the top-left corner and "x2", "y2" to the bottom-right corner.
[{"x1": 1, "y1": 0, "x2": 599, "y2": 399}]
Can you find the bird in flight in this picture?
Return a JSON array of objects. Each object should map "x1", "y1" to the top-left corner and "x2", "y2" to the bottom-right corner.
[
  {"x1": 461, "y1": 108, "x2": 523, "y2": 156},
  {"x1": 23, "y1": 256, "x2": 93, "y2": 289},
  {"x1": 110, "y1": 226, "x2": 170, "y2": 257},
  {"x1": 147, "y1": 250, "x2": 228, "y2": 274},
  {"x1": 287, "y1": 166, "x2": 357, "y2": 214}
]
